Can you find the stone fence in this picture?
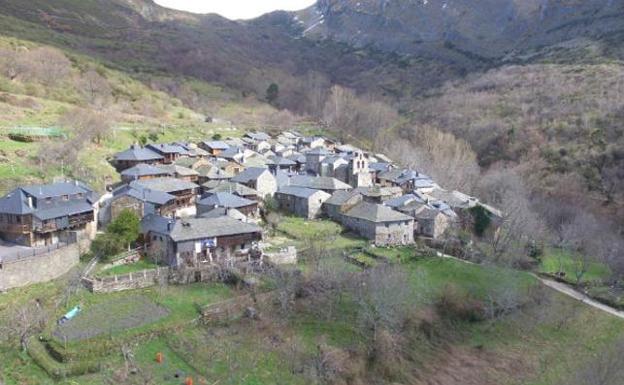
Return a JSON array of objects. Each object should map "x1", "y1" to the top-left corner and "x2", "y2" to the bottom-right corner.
[
  {"x1": 82, "y1": 261, "x2": 261, "y2": 293},
  {"x1": 200, "y1": 291, "x2": 275, "y2": 324},
  {"x1": 0, "y1": 239, "x2": 90, "y2": 291}
]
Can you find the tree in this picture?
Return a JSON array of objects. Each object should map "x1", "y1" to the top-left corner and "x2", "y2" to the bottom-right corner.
[
  {"x1": 90, "y1": 232, "x2": 124, "y2": 260},
  {"x1": 1, "y1": 301, "x2": 49, "y2": 351},
  {"x1": 571, "y1": 338, "x2": 624, "y2": 385},
  {"x1": 108, "y1": 209, "x2": 140, "y2": 250},
  {"x1": 266, "y1": 83, "x2": 279, "y2": 105}
]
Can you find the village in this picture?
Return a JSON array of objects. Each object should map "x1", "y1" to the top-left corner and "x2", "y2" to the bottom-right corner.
[{"x1": 0, "y1": 129, "x2": 502, "y2": 292}]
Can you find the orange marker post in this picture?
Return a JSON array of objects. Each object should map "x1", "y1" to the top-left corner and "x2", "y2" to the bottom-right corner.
[
  {"x1": 185, "y1": 377, "x2": 193, "y2": 385},
  {"x1": 155, "y1": 352, "x2": 163, "y2": 364}
]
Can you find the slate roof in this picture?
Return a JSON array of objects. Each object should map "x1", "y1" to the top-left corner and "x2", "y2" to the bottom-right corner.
[
  {"x1": 324, "y1": 190, "x2": 363, "y2": 206},
  {"x1": 267, "y1": 156, "x2": 296, "y2": 167},
  {"x1": 141, "y1": 214, "x2": 174, "y2": 235},
  {"x1": 205, "y1": 182, "x2": 257, "y2": 197},
  {"x1": 202, "y1": 140, "x2": 230, "y2": 150},
  {"x1": 231, "y1": 167, "x2": 271, "y2": 184},
  {"x1": 114, "y1": 145, "x2": 163, "y2": 162},
  {"x1": 198, "y1": 207, "x2": 247, "y2": 221},
  {"x1": 369, "y1": 162, "x2": 393, "y2": 173},
  {"x1": 34, "y1": 201, "x2": 94, "y2": 221},
  {"x1": 159, "y1": 164, "x2": 200, "y2": 177},
  {"x1": 113, "y1": 185, "x2": 175, "y2": 205},
  {"x1": 245, "y1": 132, "x2": 271, "y2": 141},
  {"x1": 384, "y1": 194, "x2": 420, "y2": 209},
  {"x1": 167, "y1": 216, "x2": 262, "y2": 242},
  {"x1": 131, "y1": 178, "x2": 198, "y2": 193},
  {"x1": 289, "y1": 175, "x2": 352, "y2": 191},
  {"x1": 0, "y1": 189, "x2": 32, "y2": 215},
  {"x1": 343, "y1": 201, "x2": 413, "y2": 223},
  {"x1": 197, "y1": 165, "x2": 233, "y2": 180},
  {"x1": 276, "y1": 186, "x2": 328, "y2": 199},
  {"x1": 146, "y1": 143, "x2": 190, "y2": 155},
  {"x1": 121, "y1": 164, "x2": 170, "y2": 178},
  {"x1": 305, "y1": 147, "x2": 332, "y2": 156},
  {"x1": 219, "y1": 146, "x2": 243, "y2": 159},
  {"x1": 198, "y1": 192, "x2": 256, "y2": 209},
  {"x1": 0, "y1": 181, "x2": 97, "y2": 219}
]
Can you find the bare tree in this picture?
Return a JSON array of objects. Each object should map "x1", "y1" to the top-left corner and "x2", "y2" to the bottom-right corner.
[
  {"x1": 571, "y1": 339, "x2": 624, "y2": 385},
  {"x1": 1, "y1": 300, "x2": 49, "y2": 351},
  {"x1": 78, "y1": 68, "x2": 112, "y2": 108},
  {"x1": 389, "y1": 126, "x2": 481, "y2": 193}
]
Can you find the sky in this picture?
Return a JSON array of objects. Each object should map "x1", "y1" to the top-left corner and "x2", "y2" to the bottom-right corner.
[{"x1": 153, "y1": 0, "x2": 316, "y2": 20}]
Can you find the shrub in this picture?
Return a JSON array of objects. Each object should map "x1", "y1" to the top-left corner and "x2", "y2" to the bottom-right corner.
[
  {"x1": 90, "y1": 232, "x2": 123, "y2": 260},
  {"x1": 435, "y1": 284, "x2": 485, "y2": 323}
]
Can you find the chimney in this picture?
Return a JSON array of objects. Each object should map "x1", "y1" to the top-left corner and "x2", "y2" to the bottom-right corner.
[{"x1": 27, "y1": 195, "x2": 33, "y2": 209}]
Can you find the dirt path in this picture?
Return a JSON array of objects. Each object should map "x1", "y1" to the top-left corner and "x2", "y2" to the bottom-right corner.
[
  {"x1": 537, "y1": 277, "x2": 624, "y2": 320},
  {"x1": 434, "y1": 251, "x2": 624, "y2": 320}
]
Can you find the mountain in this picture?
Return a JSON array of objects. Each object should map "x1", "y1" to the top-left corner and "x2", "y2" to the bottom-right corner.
[{"x1": 298, "y1": 0, "x2": 624, "y2": 62}]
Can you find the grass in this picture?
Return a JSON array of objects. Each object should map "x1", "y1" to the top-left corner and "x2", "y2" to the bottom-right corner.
[
  {"x1": 276, "y1": 216, "x2": 343, "y2": 239},
  {"x1": 95, "y1": 259, "x2": 160, "y2": 277},
  {"x1": 365, "y1": 245, "x2": 417, "y2": 263},
  {"x1": 539, "y1": 248, "x2": 611, "y2": 284}
]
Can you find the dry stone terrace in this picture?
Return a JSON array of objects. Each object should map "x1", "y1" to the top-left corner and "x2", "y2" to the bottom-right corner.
[{"x1": 0, "y1": 129, "x2": 502, "y2": 290}]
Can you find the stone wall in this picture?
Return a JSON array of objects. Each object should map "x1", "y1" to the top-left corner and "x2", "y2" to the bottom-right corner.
[
  {"x1": 265, "y1": 246, "x2": 297, "y2": 265},
  {"x1": 0, "y1": 240, "x2": 89, "y2": 291}
]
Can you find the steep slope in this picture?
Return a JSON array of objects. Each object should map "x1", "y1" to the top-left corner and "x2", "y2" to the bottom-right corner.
[{"x1": 298, "y1": 0, "x2": 624, "y2": 62}]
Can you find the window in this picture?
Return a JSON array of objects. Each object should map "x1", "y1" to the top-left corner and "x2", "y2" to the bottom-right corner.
[{"x1": 62, "y1": 195, "x2": 69, "y2": 201}]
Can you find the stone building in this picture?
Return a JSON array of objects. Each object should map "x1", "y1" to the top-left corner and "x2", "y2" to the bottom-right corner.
[
  {"x1": 340, "y1": 201, "x2": 414, "y2": 246},
  {"x1": 113, "y1": 145, "x2": 164, "y2": 171},
  {"x1": 197, "y1": 192, "x2": 258, "y2": 217},
  {"x1": 274, "y1": 186, "x2": 331, "y2": 219},
  {"x1": 0, "y1": 180, "x2": 98, "y2": 247},
  {"x1": 141, "y1": 215, "x2": 262, "y2": 267},
  {"x1": 231, "y1": 167, "x2": 277, "y2": 199}
]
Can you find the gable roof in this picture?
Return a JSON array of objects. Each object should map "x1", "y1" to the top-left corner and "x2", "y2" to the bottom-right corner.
[
  {"x1": 114, "y1": 145, "x2": 163, "y2": 162},
  {"x1": 167, "y1": 216, "x2": 262, "y2": 242},
  {"x1": 158, "y1": 164, "x2": 200, "y2": 177},
  {"x1": 205, "y1": 182, "x2": 257, "y2": 197},
  {"x1": 131, "y1": 178, "x2": 198, "y2": 193},
  {"x1": 267, "y1": 156, "x2": 296, "y2": 167},
  {"x1": 245, "y1": 132, "x2": 271, "y2": 141},
  {"x1": 289, "y1": 175, "x2": 352, "y2": 191},
  {"x1": 202, "y1": 140, "x2": 230, "y2": 150},
  {"x1": 231, "y1": 167, "x2": 272, "y2": 184},
  {"x1": 344, "y1": 201, "x2": 413, "y2": 223},
  {"x1": 113, "y1": 184, "x2": 175, "y2": 205},
  {"x1": 384, "y1": 194, "x2": 420, "y2": 209},
  {"x1": 120, "y1": 163, "x2": 170, "y2": 178},
  {"x1": 146, "y1": 143, "x2": 190, "y2": 155},
  {"x1": 276, "y1": 186, "x2": 330, "y2": 199},
  {"x1": 198, "y1": 192, "x2": 256, "y2": 209},
  {"x1": 325, "y1": 190, "x2": 362, "y2": 206}
]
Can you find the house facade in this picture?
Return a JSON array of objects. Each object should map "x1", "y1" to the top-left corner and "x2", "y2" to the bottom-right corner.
[
  {"x1": 0, "y1": 181, "x2": 98, "y2": 247},
  {"x1": 275, "y1": 186, "x2": 331, "y2": 219},
  {"x1": 231, "y1": 167, "x2": 277, "y2": 199},
  {"x1": 340, "y1": 201, "x2": 414, "y2": 246}
]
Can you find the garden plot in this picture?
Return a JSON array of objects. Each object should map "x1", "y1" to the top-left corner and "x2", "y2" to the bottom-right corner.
[{"x1": 53, "y1": 295, "x2": 169, "y2": 342}]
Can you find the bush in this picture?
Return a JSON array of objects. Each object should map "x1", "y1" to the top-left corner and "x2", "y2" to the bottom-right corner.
[
  {"x1": 435, "y1": 284, "x2": 485, "y2": 323},
  {"x1": 90, "y1": 233, "x2": 123, "y2": 260}
]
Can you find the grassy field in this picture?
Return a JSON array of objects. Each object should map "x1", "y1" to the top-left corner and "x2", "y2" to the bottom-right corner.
[
  {"x1": 2, "y1": 253, "x2": 624, "y2": 385},
  {"x1": 95, "y1": 259, "x2": 160, "y2": 277},
  {"x1": 539, "y1": 248, "x2": 612, "y2": 284}
]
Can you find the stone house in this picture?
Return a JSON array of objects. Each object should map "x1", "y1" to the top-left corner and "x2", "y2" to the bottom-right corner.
[
  {"x1": 340, "y1": 201, "x2": 414, "y2": 246},
  {"x1": 323, "y1": 190, "x2": 364, "y2": 222},
  {"x1": 108, "y1": 184, "x2": 177, "y2": 222},
  {"x1": 158, "y1": 164, "x2": 200, "y2": 183},
  {"x1": 113, "y1": 145, "x2": 164, "y2": 171},
  {"x1": 267, "y1": 156, "x2": 297, "y2": 173},
  {"x1": 305, "y1": 147, "x2": 332, "y2": 174},
  {"x1": 141, "y1": 215, "x2": 262, "y2": 267},
  {"x1": 274, "y1": 186, "x2": 331, "y2": 219},
  {"x1": 146, "y1": 143, "x2": 190, "y2": 164},
  {"x1": 199, "y1": 140, "x2": 230, "y2": 156},
  {"x1": 0, "y1": 180, "x2": 98, "y2": 247},
  {"x1": 130, "y1": 177, "x2": 199, "y2": 217},
  {"x1": 231, "y1": 167, "x2": 277, "y2": 199},
  {"x1": 197, "y1": 192, "x2": 259, "y2": 218},
  {"x1": 288, "y1": 175, "x2": 352, "y2": 194},
  {"x1": 203, "y1": 182, "x2": 258, "y2": 201},
  {"x1": 196, "y1": 165, "x2": 234, "y2": 185},
  {"x1": 120, "y1": 163, "x2": 170, "y2": 183}
]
